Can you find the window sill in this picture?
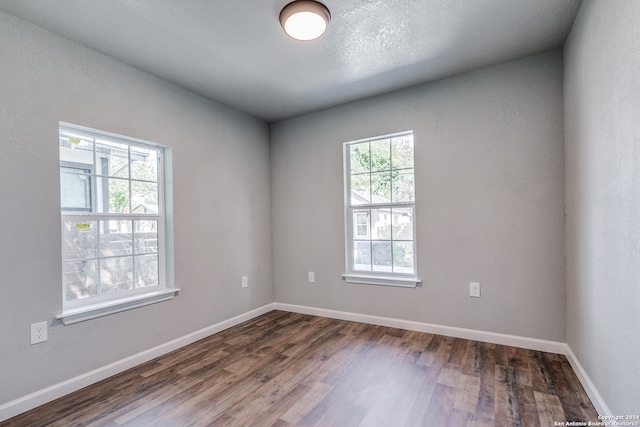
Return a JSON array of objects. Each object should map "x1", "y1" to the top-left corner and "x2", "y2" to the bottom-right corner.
[
  {"x1": 342, "y1": 274, "x2": 421, "y2": 288},
  {"x1": 56, "y1": 288, "x2": 181, "y2": 325}
]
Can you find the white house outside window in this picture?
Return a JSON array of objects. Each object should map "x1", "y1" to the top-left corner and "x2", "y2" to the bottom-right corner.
[
  {"x1": 343, "y1": 131, "x2": 420, "y2": 288},
  {"x1": 57, "y1": 123, "x2": 177, "y2": 324}
]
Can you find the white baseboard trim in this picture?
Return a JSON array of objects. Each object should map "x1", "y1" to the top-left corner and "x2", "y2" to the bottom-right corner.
[
  {"x1": 0, "y1": 303, "x2": 275, "y2": 423},
  {"x1": 274, "y1": 303, "x2": 567, "y2": 354},
  {"x1": 564, "y1": 345, "x2": 612, "y2": 416}
]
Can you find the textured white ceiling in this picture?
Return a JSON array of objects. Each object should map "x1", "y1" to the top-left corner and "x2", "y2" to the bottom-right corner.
[{"x1": 0, "y1": 0, "x2": 582, "y2": 122}]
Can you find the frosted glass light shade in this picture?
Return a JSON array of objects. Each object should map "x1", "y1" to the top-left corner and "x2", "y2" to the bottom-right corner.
[{"x1": 280, "y1": 1, "x2": 330, "y2": 41}]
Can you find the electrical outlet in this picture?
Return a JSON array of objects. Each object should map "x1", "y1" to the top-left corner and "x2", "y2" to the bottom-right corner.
[
  {"x1": 31, "y1": 321, "x2": 48, "y2": 345},
  {"x1": 242, "y1": 276, "x2": 248, "y2": 289},
  {"x1": 308, "y1": 272, "x2": 315, "y2": 283},
  {"x1": 470, "y1": 282, "x2": 481, "y2": 298}
]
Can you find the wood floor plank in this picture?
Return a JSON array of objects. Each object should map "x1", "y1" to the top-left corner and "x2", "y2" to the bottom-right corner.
[
  {"x1": 455, "y1": 374, "x2": 480, "y2": 414},
  {"x1": 417, "y1": 333, "x2": 445, "y2": 366},
  {"x1": 534, "y1": 390, "x2": 567, "y2": 427},
  {"x1": 403, "y1": 365, "x2": 440, "y2": 425},
  {"x1": 243, "y1": 383, "x2": 310, "y2": 426},
  {"x1": 476, "y1": 341, "x2": 497, "y2": 424},
  {"x1": 314, "y1": 402, "x2": 367, "y2": 427},
  {"x1": 508, "y1": 346, "x2": 530, "y2": 370},
  {"x1": 357, "y1": 358, "x2": 428, "y2": 426},
  {"x1": 2, "y1": 311, "x2": 601, "y2": 427},
  {"x1": 493, "y1": 342, "x2": 509, "y2": 367},
  {"x1": 422, "y1": 383, "x2": 456, "y2": 426},
  {"x1": 279, "y1": 382, "x2": 333, "y2": 425},
  {"x1": 494, "y1": 366, "x2": 522, "y2": 427},
  {"x1": 102, "y1": 375, "x2": 204, "y2": 425},
  {"x1": 528, "y1": 350, "x2": 557, "y2": 395},
  {"x1": 546, "y1": 355, "x2": 587, "y2": 422},
  {"x1": 461, "y1": 340, "x2": 482, "y2": 377},
  {"x1": 516, "y1": 384, "x2": 541, "y2": 427},
  {"x1": 447, "y1": 338, "x2": 469, "y2": 367},
  {"x1": 560, "y1": 357, "x2": 601, "y2": 421},
  {"x1": 405, "y1": 330, "x2": 435, "y2": 354}
]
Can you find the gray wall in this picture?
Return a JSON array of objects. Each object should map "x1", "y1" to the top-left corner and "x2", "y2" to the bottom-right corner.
[
  {"x1": 271, "y1": 51, "x2": 566, "y2": 342},
  {"x1": 564, "y1": 0, "x2": 640, "y2": 414},
  {"x1": 0, "y1": 12, "x2": 272, "y2": 405}
]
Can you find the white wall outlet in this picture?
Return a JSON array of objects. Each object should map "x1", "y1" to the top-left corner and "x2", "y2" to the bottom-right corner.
[
  {"x1": 308, "y1": 272, "x2": 315, "y2": 283},
  {"x1": 31, "y1": 321, "x2": 48, "y2": 345},
  {"x1": 241, "y1": 276, "x2": 248, "y2": 289},
  {"x1": 470, "y1": 282, "x2": 481, "y2": 298}
]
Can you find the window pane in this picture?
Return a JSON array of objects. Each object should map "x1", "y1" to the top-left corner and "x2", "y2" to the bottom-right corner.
[
  {"x1": 64, "y1": 260, "x2": 98, "y2": 301},
  {"x1": 349, "y1": 142, "x2": 370, "y2": 174},
  {"x1": 372, "y1": 241, "x2": 392, "y2": 272},
  {"x1": 392, "y1": 208, "x2": 413, "y2": 240},
  {"x1": 96, "y1": 177, "x2": 130, "y2": 213},
  {"x1": 353, "y1": 241, "x2": 372, "y2": 271},
  {"x1": 100, "y1": 220, "x2": 132, "y2": 257},
  {"x1": 63, "y1": 220, "x2": 98, "y2": 260},
  {"x1": 131, "y1": 181, "x2": 159, "y2": 214},
  {"x1": 353, "y1": 210, "x2": 370, "y2": 240},
  {"x1": 60, "y1": 170, "x2": 91, "y2": 211},
  {"x1": 393, "y1": 242, "x2": 414, "y2": 273},
  {"x1": 391, "y1": 135, "x2": 414, "y2": 170},
  {"x1": 108, "y1": 178, "x2": 130, "y2": 213},
  {"x1": 370, "y1": 138, "x2": 391, "y2": 172},
  {"x1": 350, "y1": 174, "x2": 371, "y2": 205},
  {"x1": 370, "y1": 171, "x2": 391, "y2": 202},
  {"x1": 100, "y1": 256, "x2": 133, "y2": 294},
  {"x1": 59, "y1": 133, "x2": 94, "y2": 165},
  {"x1": 131, "y1": 146, "x2": 158, "y2": 182},
  {"x1": 135, "y1": 254, "x2": 159, "y2": 288},
  {"x1": 392, "y1": 169, "x2": 414, "y2": 202},
  {"x1": 96, "y1": 139, "x2": 129, "y2": 178},
  {"x1": 371, "y1": 208, "x2": 392, "y2": 240},
  {"x1": 135, "y1": 220, "x2": 158, "y2": 253}
]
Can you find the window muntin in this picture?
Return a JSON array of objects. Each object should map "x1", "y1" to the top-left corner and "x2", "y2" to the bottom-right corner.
[
  {"x1": 344, "y1": 132, "x2": 416, "y2": 280},
  {"x1": 59, "y1": 124, "x2": 167, "y2": 309}
]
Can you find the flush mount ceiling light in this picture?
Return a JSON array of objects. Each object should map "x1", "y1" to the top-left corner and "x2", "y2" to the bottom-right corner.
[{"x1": 280, "y1": 1, "x2": 331, "y2": 41}]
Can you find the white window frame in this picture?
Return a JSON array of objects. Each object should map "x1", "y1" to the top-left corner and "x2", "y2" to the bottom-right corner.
[
  {"x1": 56, "y1": 122, "x2": 178, "y2": 324},
  {"x1": 342, "y1": 131, "x2": 420, "y2": 288}
]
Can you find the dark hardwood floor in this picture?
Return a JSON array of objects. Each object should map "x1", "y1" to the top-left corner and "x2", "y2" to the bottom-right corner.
[{"x1": 2, "y1": 311, "x2": 599, "y2": 426}]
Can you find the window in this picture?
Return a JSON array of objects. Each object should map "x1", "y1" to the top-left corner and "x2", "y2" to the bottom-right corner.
[
  {"x1": 343, "y1": 131, "x2": 419, "y2": 287},
  {"x1": 57, "y1": 123, "x2": 177, "y2": 324}
]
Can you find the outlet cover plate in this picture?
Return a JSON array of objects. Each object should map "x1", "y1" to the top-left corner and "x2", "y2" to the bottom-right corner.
[
  {"x1": 31, "y1": 321, "x2": 48, "y2": 344},
  {"x1": 470, "y1": 282, "x2": 481, "y2": 298}
]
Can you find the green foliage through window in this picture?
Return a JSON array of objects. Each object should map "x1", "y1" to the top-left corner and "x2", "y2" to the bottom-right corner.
[{"x1": 349, "y1": 134, "x2": 414, "y2": 205}]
